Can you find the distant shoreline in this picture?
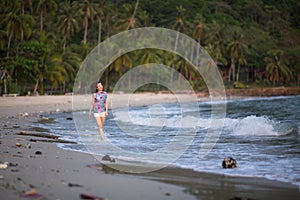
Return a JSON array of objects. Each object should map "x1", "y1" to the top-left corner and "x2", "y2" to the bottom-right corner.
[
  {"x1": 1, "y1": 86, "x2": 299, "y2": 119},
  {"x1": 194, "y1": 86, "x2": 300, "y2": 98},
  {"x1": 225, "y1": 86, "x2": 300, "y2": 97}
]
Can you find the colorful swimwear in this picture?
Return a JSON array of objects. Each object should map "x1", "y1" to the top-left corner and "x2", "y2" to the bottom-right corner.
[{"x1": 93, "y1": 92, "x2": 107, "y2": 113}]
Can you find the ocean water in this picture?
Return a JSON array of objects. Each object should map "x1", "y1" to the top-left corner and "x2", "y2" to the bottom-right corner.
[{"x1": 36, "y1": 95, "x2": 300, "y2": 187}]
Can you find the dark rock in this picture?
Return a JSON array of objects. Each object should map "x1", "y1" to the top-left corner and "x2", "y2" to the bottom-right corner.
[
  {"x1": 9, "y1": 163, "x2": 18, "y2": 167},
  {"x1": 102, "y1": 155, "x2": 115, "y2": 163},
  {"x1": 13, "y1": 124, "x2": 20, "y2": 128},
  {"x1": 102, "y1": 155, "x2": 111, "y2": 161},
  {"x1": 68, "y1": 182, "x2": 82, "y2": 187},
  {"x1": 222, "y1": 157, "x2": 237, "y2": 168},
  {"x1": 80, "y1": 193, "x2": 105, "y2": 200}
]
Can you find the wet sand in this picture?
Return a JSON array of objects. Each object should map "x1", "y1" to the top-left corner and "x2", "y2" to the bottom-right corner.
[{"x1": 0, "y1": 94, "x2": 299, "y2": 200}]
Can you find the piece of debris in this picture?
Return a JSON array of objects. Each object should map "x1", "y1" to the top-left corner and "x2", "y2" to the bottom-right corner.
[
  {"x1": 222, "y1": 157, "x2": 237, "y2": 168},
  {"x1": 26, "y1": 142, "x2": 31, "y2": 149},
  {"x1": 20, "y1": 188, "x2": 43, "y2": 198},
  {"x1": 15, "y1": 143, "x2": 22, "y2": 147},
  {"x1": 68, "y1": 182, "x2": 83, "y2": 187},
  {"x1": 87, "y1": 164, "x2": 103, "y2": 171},
  {"x1": 18, "y1": 131, "x2": 59, "y2": 139},
  {"x1": 0, "y1": 162, "x2": 9, "y2": 169},
  {"x1": 80, "y1": 193, "x2": 105, "y2": 200},
  {"x1": 13, "y1": 124, "x2": 20, "y2": 128}
]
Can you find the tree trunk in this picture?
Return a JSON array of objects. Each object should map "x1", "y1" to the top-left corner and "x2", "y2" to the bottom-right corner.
[
  {"x1": 63, "y1": 80, "x2": 66, "y2": 94},
  {"x1": 125, "y1": 0, "x2": 139, "y2": 30},
  {"x1": 104, "y1": 69, "x2": 109, "y2": 91},
  {"x1": 33, "y1": 78, "x2": 39, "y2": 95},
  {"x1": 4, "y1": 76, "x2": 7, "y2": 95},
  {"x1": 83, "y1": 16, "x2": 88, "y2": 44},
  {"x1": 236, "y1": 62, "x2": 241, "y2": 82},
  {"x1": 63, "y1": 36, "x2": 66, "y2": 52},
  {"x1": 97, "y1": 15, "x2": 102, "y2": 53},
  {"x1": 20, "y1": 0, "x2": 24, "y2": 42},
  {"x1": 229, "y1": 58, "x2": 235, "y2": 82},
  {"x1": 171, "y1": 32, "x2": 179, "y2": 82},
  {"x1": 40, "y1": 10, "x2": 43, "y2": 32},
  {"x1": 7, "y1": 30, "x2": 13, "y2": 57}
]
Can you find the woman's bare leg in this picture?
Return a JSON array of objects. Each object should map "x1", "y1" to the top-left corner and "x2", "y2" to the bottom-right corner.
[
  {"x1": 100, "y1": 117, "x2": 106, "y2": 127},
  {"x1": 95, "y1": 117, "x2": 104, "y2": 140}
]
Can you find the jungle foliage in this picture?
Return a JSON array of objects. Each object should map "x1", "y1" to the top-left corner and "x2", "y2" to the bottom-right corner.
[{"x1": 1, "y1": 0, "x2": 300, "y2": 95}]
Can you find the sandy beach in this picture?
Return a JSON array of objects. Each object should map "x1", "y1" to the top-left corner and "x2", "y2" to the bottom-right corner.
[{"x1": 1, "y1": 93, "x2": 300, "y2": 200}]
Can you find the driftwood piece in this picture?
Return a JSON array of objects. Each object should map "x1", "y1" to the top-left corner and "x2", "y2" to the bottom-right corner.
[
  {"x1": 17, "y1": 131, "x2": 59, "y2": 139},
  {"x1": 29, "y1": 138, "x2": 77, "y2": 144},
  {"x1": 17, "y1": 131, "x2": 76, "y2": 144}
]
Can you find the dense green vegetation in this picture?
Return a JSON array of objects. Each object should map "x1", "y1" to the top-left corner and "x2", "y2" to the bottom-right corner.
[{"x1": 1, "y1": 0, "x2": 299, "y2": 95}]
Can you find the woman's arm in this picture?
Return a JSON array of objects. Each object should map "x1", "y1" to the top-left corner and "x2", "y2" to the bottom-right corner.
[
  {"x1": 105, "y1": 94, "x2": 109, "y2": 116},
  {"x1": 89, "y1": 95, "x2": 94, "y2": 119}
]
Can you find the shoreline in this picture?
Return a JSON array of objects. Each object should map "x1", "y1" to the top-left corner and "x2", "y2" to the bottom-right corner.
[
  {"x1": 1, "y1": 93, "x2": 300, "y2": 199},
  {"x1": 0, "y1": 106, "x2": 196, "y2": 200}
]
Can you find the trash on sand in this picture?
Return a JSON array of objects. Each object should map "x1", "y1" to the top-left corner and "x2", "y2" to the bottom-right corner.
[
  {"x1": 68, "y1": 182, "x2": 83, "y2": 187},
  {"x1": 15, "y1": 143, "x2": 22, "y2": 147},
  {"x1": 80, "y1": 193, "x2": 105, "y2": 200},
  {"x1": 0, "y1": 162, "x2": 9, "y2": 169},
  {"x1": 26, "y1": 142, "x2": 31, "y2": 149},
  {"x1": 20, "y1": 189, "x2": 43, "y2": 198}
]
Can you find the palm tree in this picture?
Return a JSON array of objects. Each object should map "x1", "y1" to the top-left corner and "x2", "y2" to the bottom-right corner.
[
  {"x1": 1, "y1": 0, "x2": 33, "y2": 94},
  {"x1": 95, "y1": 0, "x2": 105, "y2": 45},
  {"x1": 205, "y1": 43, "x2": 226, "y2": 66},
  {"x1": 94, "y1": 1, "x2": 115, "y2": 49},
  {"x1": 36, "y1": 0, "x2": 58, "y2": 33},
  {"x1": 57, "y1": 1, "x2": 79, "y2": 52},
  {"x1": 205, "y1": 20, "x2": 227, "y2": 78},
  {"x1": 192, "y1": 14, "x2": 205, "y2": 45},
  {"x1": 135, "y1": 49, "x2": 162, "y2": 84},
  {"x1": 172, "y1": 5, "x2": 186, "y2": 49},
  {"x1": 50, "y1": 51, "x2": 81, "y2": 93},
  {"x1": 137, "y1": 49, "x2": 162, "y2": 65},
  {"x1": 125, "y1": 0, "x2": 139, "y2": 31},
  {"x1": 264, "y1": 50, "x2": 294, "y2": 86},
  {"x1": 0, "y1": 30, "x2": 6, "y2": 50},
  {"x1": 2, "y1": 2, "x2": 34, "y2": 54},
  {"x1": 171, "y1": 5, "x2": 186, "y2": 81},
  {"x1": 74, "y1": 0, "x2": 95, "y2": 44},
  {"x1": 236, "y1": 54, "x2": 247, "y2": 82},
  {"x1": 115, "y1": 0, "x2": 140, "y2": 31},
  {"x1": 227, "y1": 30, "x2": 247, "y2": 82},
  {"x1": 112, "y1": 51, "x2": 132, "y2": 78}
]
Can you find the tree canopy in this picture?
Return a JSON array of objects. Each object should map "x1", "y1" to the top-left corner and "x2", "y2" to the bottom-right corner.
[{"x1": 1, "y1": 0, "x2": 299, "y2": 95}]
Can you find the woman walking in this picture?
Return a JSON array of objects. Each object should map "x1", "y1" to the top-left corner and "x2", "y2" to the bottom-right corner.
[{"x1": 89, "y1": 82, "x2": 108, "y2": 140}]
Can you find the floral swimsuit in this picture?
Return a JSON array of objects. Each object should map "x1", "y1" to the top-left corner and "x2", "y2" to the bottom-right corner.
[{"x1": 93, "y1": 92, "x2": 107, "y2": 113}]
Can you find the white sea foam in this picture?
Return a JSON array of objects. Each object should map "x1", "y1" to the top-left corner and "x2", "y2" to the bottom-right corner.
[
  {"x1": 113, "y1": 107, "x2": 295, "y2": 136},
  {"x1": 224, "y1": 115, "x2": 278, "y2": 136}
]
